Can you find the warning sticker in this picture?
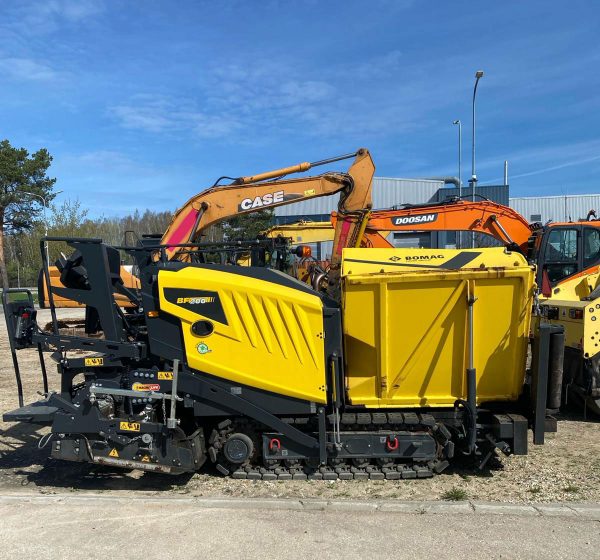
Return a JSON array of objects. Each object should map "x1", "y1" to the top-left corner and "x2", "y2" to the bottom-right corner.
[
  {"x1": 157, "y1": 372, "x2": 173, "y2": 380},
  {"x1": 132, "y1": 382, "x2": 160, "y2": 392},
  {"x1": 85, "y1": 357, "x2": 104, "y2": 367},
  {"x1": 109, "y1": 448, "x2": 119, "y2": 457},
  {"x1": 119, "y1": 422, "x2": 140, "y2": 432}
]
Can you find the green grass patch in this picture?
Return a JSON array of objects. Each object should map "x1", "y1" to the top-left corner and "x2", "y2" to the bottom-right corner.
[
  {"x1": 3, "y1": 289, "x2": 39, "y2": 304},
  {"x1": 442, "y1": 487, "x2": 468, "y2": 501}
]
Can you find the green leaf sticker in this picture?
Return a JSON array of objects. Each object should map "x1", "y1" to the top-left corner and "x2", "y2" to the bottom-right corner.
[{"x1": 197, "y1": 342, "x2": 211, "y2": 355}]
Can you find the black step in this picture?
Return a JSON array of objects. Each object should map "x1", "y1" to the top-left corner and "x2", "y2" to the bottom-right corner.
[{"x1": 3, "y1": 401, "x2": 57, "y2": 424}]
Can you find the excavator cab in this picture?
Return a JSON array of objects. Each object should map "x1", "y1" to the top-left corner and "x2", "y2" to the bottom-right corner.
[{"x1": 535, "y1": 224, "x2": 600, "y2": 288}]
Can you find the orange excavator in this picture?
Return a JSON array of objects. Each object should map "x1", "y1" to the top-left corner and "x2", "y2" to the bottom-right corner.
[
  {"x1": 360, "y1": 198, "x2": 533, "y2": 253},
  {"x1": 162, "y1": 149, "x2": 374, "y2": 276},
  {"x1": 265, "y1": 198, "x2": 537, "y2": 286},
  {"x1": 324, "y1": 196, "x2": 600, "y2": 293},
  {"x1": 268, "y1": 198, "x2": 534, "y2": 251},
  {"x1": 40, "y1": 148, "x2": 375, "y2": 306}
]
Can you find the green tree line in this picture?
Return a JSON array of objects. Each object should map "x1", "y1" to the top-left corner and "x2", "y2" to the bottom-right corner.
[
  {"x1": 6, "y1": 200, "x2": 175, "y2": 287},
  {"x1": 1, "y1": 139, "x2": 275, "y2": 288},
  {"x1": 7, "y1": 201, "x2": 273, "y2": 288}
]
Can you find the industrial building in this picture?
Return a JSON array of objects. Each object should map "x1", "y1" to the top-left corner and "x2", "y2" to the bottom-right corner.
[
  {"x1": 273, "y1": 177, "x2": 600, "y2": 256},
  {"x1": 509, "y1": 194, "x2": 600, "y2": 224}
]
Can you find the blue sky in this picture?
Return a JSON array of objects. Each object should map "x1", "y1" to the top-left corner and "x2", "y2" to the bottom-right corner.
[{"x1": 1, "y1": 0, "x2": 599, "y2": 216}]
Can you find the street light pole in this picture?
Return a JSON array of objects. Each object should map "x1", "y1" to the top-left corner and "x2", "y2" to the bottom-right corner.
[
  {"x1": 452, "y1": 119, "x2": 462, "y2": 248},
  {"x1": 469, "y1": 70, "x2": 484, "y2": 248},
  {"x1": 452, "y1": 119, "x2": 462, "y2": 197}
]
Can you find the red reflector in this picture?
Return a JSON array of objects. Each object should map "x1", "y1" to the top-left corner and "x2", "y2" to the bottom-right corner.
[
  {"x1": 569, "y1": 308, "x2": 584, "y2": 320},
  {"x1": 21, "y1": 313, "x2": 29, "y2": 319},
  {"x1": 541, "y1": 269, "x2": 552, "y2": 298}
]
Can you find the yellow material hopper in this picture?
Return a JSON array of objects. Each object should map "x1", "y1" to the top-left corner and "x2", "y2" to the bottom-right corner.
[{"x1": 341, "y1": 248, "x2": 535, "y2": 408}]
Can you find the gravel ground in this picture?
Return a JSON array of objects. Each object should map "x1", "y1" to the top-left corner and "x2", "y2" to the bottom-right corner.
[{"x1": 0, "y1": 308, "x2": 599, "y2": 503}]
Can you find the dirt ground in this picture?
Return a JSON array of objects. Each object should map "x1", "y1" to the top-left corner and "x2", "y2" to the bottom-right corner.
[{"x1": 0, "y1": 308, "x2": 599, "y2": 503}]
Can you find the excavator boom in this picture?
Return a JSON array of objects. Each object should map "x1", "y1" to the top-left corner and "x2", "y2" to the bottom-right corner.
[
  {"x1": 265, "y1": 198, "x2": 537, "y2": 255},
  {"x1": 362, "y1": 198, "x2": 535, "y2": 252},
  {"x1": 161, "y1": 149, "x2": 375, "y2": 269}
]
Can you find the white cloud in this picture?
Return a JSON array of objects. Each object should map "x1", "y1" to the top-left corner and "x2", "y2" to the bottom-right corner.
[
  {"x1": 108, "y1": 53, "x2": 426, "y2": 142},
  {"x1": 111, "y1": 102, "x2": 177, "y2": 134},
  {"x1": 40, "y1": 0, "x2": 105, "y2": 22},
  {"x1": 0, "y1": 56, "x2": 62, "y2": 81},
  {"x1": 0, "y1": 0, "x2": 104, "y2": 39},
  {"x1": 350, "y1": 50, "x2": 404, "y2": 81},
  {"x1": 109, "y1": 94, "x2": 243, "y2": 138},
  {"x1": 68, "y1": 150, "x2": 144, "y2": 172}
]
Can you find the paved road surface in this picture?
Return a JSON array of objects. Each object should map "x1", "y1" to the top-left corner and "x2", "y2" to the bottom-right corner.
[{"x1": 0, "y1": 495, "x2": 598, "y2": 560}]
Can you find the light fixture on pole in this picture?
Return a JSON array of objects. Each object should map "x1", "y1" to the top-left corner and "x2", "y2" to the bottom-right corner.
[{"x1": 469, "y1": 69, "x2": 484, "y2": 248}]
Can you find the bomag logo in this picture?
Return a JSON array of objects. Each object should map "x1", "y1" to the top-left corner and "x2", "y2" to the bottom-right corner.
[
  {"x1": 391, "y1": 213, "x2": 438, "y2": 226},
  {"x1": 404, "y1": 255, "x2": 444, "y2": 261},
  {"x1": 239, "y1": 190, "x2": 284, "y2": 211},
  {"x1": 176, "y1": 296, "x2": 216, "y2": 305}
]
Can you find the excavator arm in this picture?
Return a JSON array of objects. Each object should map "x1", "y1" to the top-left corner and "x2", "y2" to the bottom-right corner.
[
  {"x1": 264, "y1": 199, "x2": 537, "y2": 256},
  {"x1": 161, "y1": 149, "x2": 375, "y2": 273},
  {"x1": 342, "y1": 198, "x2": 535, "y2": 253}
]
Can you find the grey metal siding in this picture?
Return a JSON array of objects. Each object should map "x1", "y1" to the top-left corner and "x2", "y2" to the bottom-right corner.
[
  {"x1": 274, "y1": 177, "x2": 443, "y2": 217},
  {"x1": 510, "y1": 195, "x2": 600, "y2": 223},
  {"x1": 437, "y1": 185, "x2": 509, "y2": 205},
  {"x1": 371, "y1": 177, "x2": 443, "y2": 209},
  {"x1": 274, "y1": 214, "x2": 331, "y2": 225}
]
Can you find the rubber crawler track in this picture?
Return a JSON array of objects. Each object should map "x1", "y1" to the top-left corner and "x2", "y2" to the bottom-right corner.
[
  {"x1": 229, "y1": 463, "x2": 435, "y2": 481},
  {"x1": 208, "y1": 412, "x2": 453, "y2": 480}
]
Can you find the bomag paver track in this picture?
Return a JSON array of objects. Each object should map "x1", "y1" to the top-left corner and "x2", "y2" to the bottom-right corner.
[{"x1": 3, "y1": 237, "x2": 563, "y2": 480}]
